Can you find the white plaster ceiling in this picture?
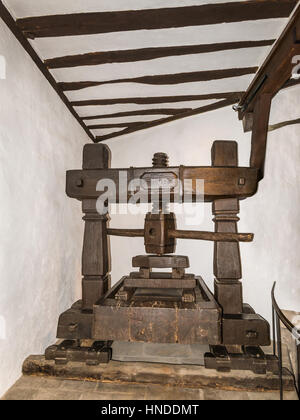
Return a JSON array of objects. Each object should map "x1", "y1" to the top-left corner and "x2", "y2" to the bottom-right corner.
[{"x1": 2, "y1": 0, "x2": 293, "y2": 141}]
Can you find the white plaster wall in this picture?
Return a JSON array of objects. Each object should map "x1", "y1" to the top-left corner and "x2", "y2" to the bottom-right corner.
[
  {"x1": 0, "y1": 20, "x2": 89, "y2": 397},
  {"x1": 104, "y1": 85, "x2": 300, "y2": 328}
]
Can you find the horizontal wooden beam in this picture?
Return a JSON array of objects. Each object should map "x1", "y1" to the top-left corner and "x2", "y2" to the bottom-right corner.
[
  {"x1": 88, "y1": 122, "x2": 152, "y2": 129},
  {"x1": 67, "y1": 165, "x2": 259, "y2": 202},
  {"x1": 95, "y1": 98, "x2": 238, "y2": 142},
  {"x1": 269, "y1": 116, "x2": 300, "y2": 131},
  {"x1": 71, "y1": 92, "x2": 244, "y2": 107},
  {"x1": 250, "y1": 93, "x2": 272, "y2": 180},
  {"x1": 59, "y1": 67, "x2": 257, "y2": 91},
  {"x1": 107, "y1": 228, "x2": 254, "y2": 242},
  {"x1": 283, "y1": 77, "x2": 300, "y2": 89},
  {"x1": 45, "y1": 40, "x2": 274, "y2": 69},
  {"x1": 0, "y1": 1, "x2": 95, "y2": 142},
  {"x1": 81, "y1": 108, "x2": 193, "y2": 120},
  {"x1": 17, "y1": 1, "x2": 297, "y2": 38}
]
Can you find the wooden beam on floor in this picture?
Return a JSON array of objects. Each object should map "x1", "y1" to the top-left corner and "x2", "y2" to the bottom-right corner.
[
  {"x1": 45, "y1": 40, "x2": 275, "y2": 69},
  {"x1": 17, "y1": 1, "x2": 297, "y2": 38}
]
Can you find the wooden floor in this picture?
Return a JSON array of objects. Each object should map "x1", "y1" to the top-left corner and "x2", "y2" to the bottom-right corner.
[{"x1": 2, "y1": 375, "x2": 298, "y2": 400}]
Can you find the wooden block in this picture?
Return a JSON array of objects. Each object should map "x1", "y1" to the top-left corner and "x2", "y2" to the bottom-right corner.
[
  {"x1": 83, "y1": 144, "x2": 110, "y2": 170},
  {"x1": 212, "y1": 141, "x2": 238, "y2": 167},
  {"x1": 214, "y1": 280, "x2": 243, "y2": 314},
  {"x1": 133, "y1": 255, "x2": 189, "y2": 269}
]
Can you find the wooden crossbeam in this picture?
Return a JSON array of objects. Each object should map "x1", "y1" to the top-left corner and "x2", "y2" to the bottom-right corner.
[
  {"x1": 88, "y1": 122, "x2": 153, "y2": 129},
  {"x1": 71, "y1": 92, "x2": 244, "y2": 107},
  {"x1": 95, "y1": 99, "x2": 238, "y2": 142},
  {"x1": 45, "y1": 40, "x2": 274, "y2": 69},
  {"x1": 58, "y1": 68, "x2": 257, "y2": 91},
  {"x1": 81, "y1": 109, "x2": 193, "y2": 120},
  {"x1": 269, "y1": 116, "x2": 300, "y2": 131},
  {"x1": 17, "y1": 1, "x2": 297, "y2": 38}
]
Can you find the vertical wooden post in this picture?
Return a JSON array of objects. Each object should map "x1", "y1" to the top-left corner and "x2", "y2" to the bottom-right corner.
[
  {"x1": 81, "y1": 144, "x2": 111, "y2": 311},
  {"x1": 250, "y1": 93, "x2": 272, "y2": 180},
  {"x1": 212, "y1": 141, "x2": 243, "y2": 315}
]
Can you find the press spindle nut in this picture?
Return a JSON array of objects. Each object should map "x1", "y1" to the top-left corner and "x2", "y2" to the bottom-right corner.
[{"x1": 152, "y1": 153, "x2": 169, "y2": 168}]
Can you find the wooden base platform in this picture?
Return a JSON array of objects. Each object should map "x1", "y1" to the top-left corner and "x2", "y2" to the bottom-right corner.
[
  {"x1": 22, "y1": 355, "x2": 294, "y2": 393},
  {"x1": 93, "y1": 277, "x2": 221, "y2": 344}
]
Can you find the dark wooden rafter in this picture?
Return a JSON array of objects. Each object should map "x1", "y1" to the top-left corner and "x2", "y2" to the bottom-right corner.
[
  {"x1": 59, "y1": 68, "x2": 258, "y2": 91},
  {"x1": 283, "y1": 77, "x2": 300, "y2": 89},
  {"x1": 45, "y1": 40, "x2": 274, "y2": 69},
  {"x1": 0, "y1": 1, "x2": 95, "y2": 142},
  {"x1": 3, "y1": 0, "x2": 296, "y2": 144},
  {"x1": 236, "y1": 3, "x2": 300, "y2": 180},
  {"x1": 71, "y1": 92, "x2": 244, "y2": 107},
  {"x1": 269, "y1": 116, "x2": 300, "y2": 131},
  {"x1": 17, "y1": 1, "x2": 297, "y2": 38},
  {"x1": 81, "y1": 109, "x2": 193, "y2": 120},
  {"x1": 95, "y1": 98, "x2": 238, "y2": 142},
  {"x1": 88, "y1": 122, "x2": 156, "y2": 129}
]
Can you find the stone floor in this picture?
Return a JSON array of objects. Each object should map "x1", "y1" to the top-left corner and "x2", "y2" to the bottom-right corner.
[{"x1": 2, "y1": 374, "x2": 298, "y2": 401}]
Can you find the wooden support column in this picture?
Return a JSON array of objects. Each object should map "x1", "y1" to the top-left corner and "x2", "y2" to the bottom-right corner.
[
  {"x1": 212, "y1": 141, "x2": 243, "y2": 315},
  {"x1": 81, "y1": 144, "x2": 111, "y2": 311},
  {"x1": 250, "y1": 93, "x2": 272, "y2": 180}
]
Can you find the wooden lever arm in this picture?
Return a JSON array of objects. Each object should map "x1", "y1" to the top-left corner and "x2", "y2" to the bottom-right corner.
[
  {"x1": 168, "y1": 229, "x2": 253, "y2": 243},
  {"x1": 107, "y1": 228, "x2": 144, "y2": 237},
  {"x1": 107, "y1": 228, "x2": 253, "y2": 242}
]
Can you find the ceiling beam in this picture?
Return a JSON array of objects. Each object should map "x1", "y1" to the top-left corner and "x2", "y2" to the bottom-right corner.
[
  {"x1": 283, "y1": 77, "x2": 300, "y2": 89},
  {"x1": 96, "y1": 98, "x2": 238, "y2": 142},
  {"x1": 59, "y1": 67, "x2": 257, "y2": 91},
  {"x1": 269, "y1": 116, "x2": 300, "y2": 131},
  {"x1": 17, "y1": 1, "x2": 297, "y2": 38},
  {"x1": 88, "y1": 122, "x2": 153, "y2": 129},
  {"x1": 81, "y1": 109, "x2": 193, "y2": 120},
  {"x1": 71, "y1": 92, "x2": 244, "y2": 107},
  {"x1": 45, "y1": 40, "x2": 274, "y2": 69},
  {"x1": 0, "y1": 1, "x2": 95, "y2": 142}
]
